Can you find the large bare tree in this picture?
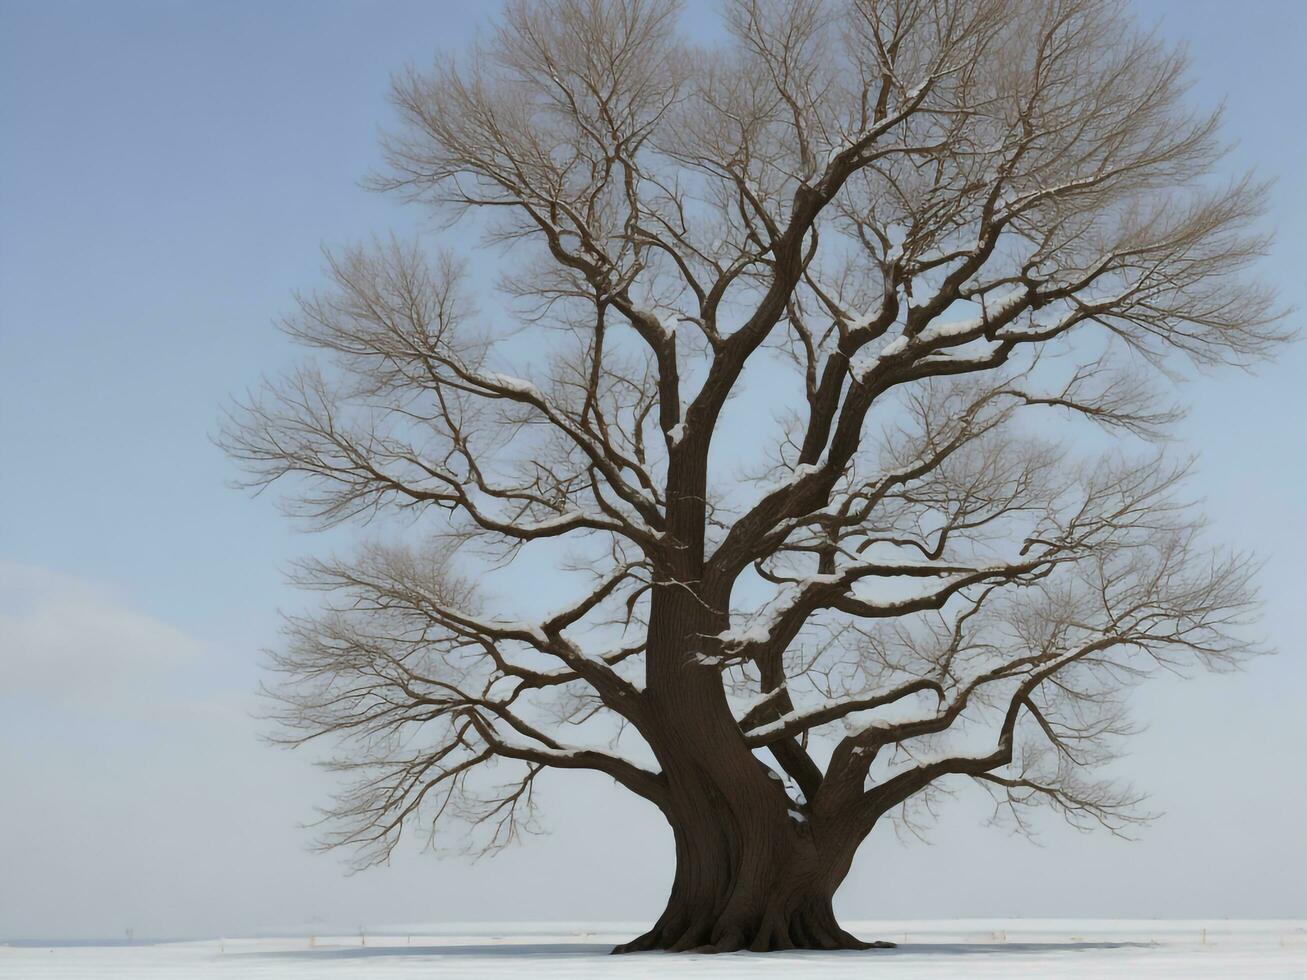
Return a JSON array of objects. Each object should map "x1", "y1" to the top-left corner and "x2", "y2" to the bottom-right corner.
[{"x1": 224, "y1": 0, "x2": 1287, "y2": 953}]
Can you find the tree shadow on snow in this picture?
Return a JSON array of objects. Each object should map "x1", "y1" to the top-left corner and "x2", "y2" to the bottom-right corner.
[
  {"x1": 241, "y1": 940, "x2": 1152, "y2": 961},
  {"x1": 240, "y1": 942, "x2": 616, "y2": 960},
  {"x1": 882, "y1": 942, "x2": 1154, "y2": 956}
]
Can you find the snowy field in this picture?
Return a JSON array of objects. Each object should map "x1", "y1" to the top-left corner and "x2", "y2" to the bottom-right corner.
[{"x1": 4, "y1": 920, "x2": 1305, "y2": 979}]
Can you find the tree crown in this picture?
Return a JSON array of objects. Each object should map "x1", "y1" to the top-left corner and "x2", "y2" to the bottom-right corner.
[{"x1": 224, "y1": 0, "x2": 1285, "y2": 865}]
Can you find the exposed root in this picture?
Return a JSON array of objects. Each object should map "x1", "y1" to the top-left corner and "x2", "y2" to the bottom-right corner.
[{"x1": 612, "y1": 913, "x2": 898, "y2": 954}]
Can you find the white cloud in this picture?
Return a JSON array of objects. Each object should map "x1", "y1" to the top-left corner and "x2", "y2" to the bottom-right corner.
[{"x1": 0, "y1": 560, "x2": 205, "y2": 712}]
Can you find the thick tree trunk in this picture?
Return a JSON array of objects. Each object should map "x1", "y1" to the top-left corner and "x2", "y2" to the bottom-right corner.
[
  {"x1": 613, "y1": 663, "x2": 892, "y2": 953},
  {"x1": 613, "y1": 802, "x2": 892, "y2": 954},
  {"x1": 626, "y1": 477, "x2": 894, "y2": 954}
]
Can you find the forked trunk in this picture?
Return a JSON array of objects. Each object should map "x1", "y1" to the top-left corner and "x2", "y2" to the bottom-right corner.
[
  {"x1": 613, "y1": 682, "x2": 893, "y2": 954},
  {"x1": 613, "y1": 800, "x2": 891, "y2": 954},
  {"x1": 625, "y1": 566, "x2": 894, "y2": 953}
]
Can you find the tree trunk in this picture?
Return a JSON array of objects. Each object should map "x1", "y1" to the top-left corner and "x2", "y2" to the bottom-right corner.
[
  {"x1": 612, "y1": 674, "x2": 893, "y2": 955},
  {"x1": 626, "y1": 524, "x2": 893, "y2": 954},
  {"x1": 613, "y1": 800, "x2": 892, "y2": 954}
]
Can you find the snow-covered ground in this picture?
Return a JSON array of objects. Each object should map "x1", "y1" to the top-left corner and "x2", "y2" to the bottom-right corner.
[{"x1": 3, "y1": 920, "x2": 1305, "y2": 978}]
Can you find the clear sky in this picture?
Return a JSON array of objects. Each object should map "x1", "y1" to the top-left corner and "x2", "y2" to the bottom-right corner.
[{"x1": 1, "y1": 0, "x2": 1304, "y2": 940}]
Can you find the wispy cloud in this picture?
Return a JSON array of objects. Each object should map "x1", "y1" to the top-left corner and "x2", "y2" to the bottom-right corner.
[{"x1": 0, "y1": 561, "x2": 206, "y2": 715}]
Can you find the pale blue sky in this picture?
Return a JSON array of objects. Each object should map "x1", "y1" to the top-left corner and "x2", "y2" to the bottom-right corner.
[{"x1": 1, "y1": 0, "x2": 1304, "y2": 939}]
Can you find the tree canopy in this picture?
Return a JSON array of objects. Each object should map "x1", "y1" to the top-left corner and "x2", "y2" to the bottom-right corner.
[{"x1": 224, "y1": 0, "x2": 1286, "y2": 953}]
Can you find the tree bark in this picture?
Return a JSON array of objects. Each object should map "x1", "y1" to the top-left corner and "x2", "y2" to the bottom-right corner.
[
  {"x1": 613, "y1": 666, "x2": 893, "y2": 954},
  {"x1": 623, "y1": 457, "x2": 895, "y2": 954},
  {"x1": 612, "y1": 784, "x2": 892, "y2": 953}
]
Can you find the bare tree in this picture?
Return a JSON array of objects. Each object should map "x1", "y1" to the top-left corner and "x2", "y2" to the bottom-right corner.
[{"x1": 223, "y1": 0, "x2": 1287, "y2": 953}]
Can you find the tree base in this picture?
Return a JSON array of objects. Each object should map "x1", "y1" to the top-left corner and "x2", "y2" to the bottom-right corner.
[
  {"x1": 612, "y1": 938, "x2": 897, "y2": 954},
  {"x1": 612, "y1": 908, "x2": 898, "y2": 954}
]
